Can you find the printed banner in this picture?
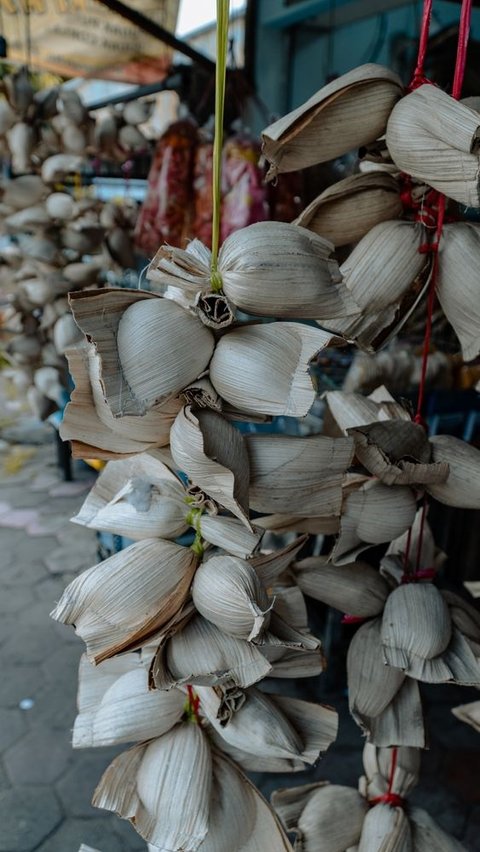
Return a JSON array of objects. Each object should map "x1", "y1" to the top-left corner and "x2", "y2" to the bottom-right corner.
[{"x1": 0, "y1": 0, "x2": 180, "y2": 82}]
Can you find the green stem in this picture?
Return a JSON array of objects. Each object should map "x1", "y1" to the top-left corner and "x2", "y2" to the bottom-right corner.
[{"x1": 210, "y1": 0, "x2": 230, "y2": 290}]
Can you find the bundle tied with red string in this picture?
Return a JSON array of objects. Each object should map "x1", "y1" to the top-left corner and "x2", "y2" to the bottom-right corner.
[{"x1": 273, "y1": 743, "x2": 466, "y2": 851}]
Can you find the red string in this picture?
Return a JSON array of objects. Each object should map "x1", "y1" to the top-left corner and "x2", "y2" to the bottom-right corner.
[
  {"x1": 408, "y1": 0, "x2": 433, "y2": 90},
  {"x1": 369, "y1": 747, "x2": 406, "y2": 808},
  {"x1": 452, "y1": 0, "x2": 472, "y2": 99},
  {"x1": 341, "y1": 614, "x2": 367, "y2": 624},
  {"x1": 187, "y1": 684, "x2": 201, "y2": 722}
]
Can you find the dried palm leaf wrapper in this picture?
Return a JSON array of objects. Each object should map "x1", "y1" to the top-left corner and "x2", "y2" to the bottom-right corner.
[
  {"x1": 192, "y1": 554, "x2": 273, "y2": 642},
  {"x1": 71, "y1": 289, "x2": 215, "y2": 416},
  {"x1": 295, "y1": 172, "x2": 402, "y2": 247},
  {"x1": 60, "y1": 346, "x2": 181, "y2": 460},
  {"x1": 51, "y1": 539, "x2": 198, "y2": 663},
  {"x1": 361, "y1": 744, "x2": 420, "y2": 799},
  {"x1": 381, "y1": 584, "x2": 480, "y2": 684},
  {"x1": 292, "y1": 558, "x2": 390, "y2": 617},
  {"x1": 347, "y1": 420, "x2": 449, "y2": 486},
  {"x1": 347, "y1": 618, "x2": 426, "y2": 747},
  {"x1": 332, "y1": 479, "x2": 417, "y2": 564},
  {"x1": 328, "y1": 221, "x2": 428, "y2": 351},
  {"x1": 170, "y1": 406, "x2": 250, "y2": 526},
  {"x1": 149, "y1": 222, "x2": 353, "y2": 321},
  {"x1": 255, "y1": 512, "x2": 341, "y2": 536},
  {"x1": 323, "y1": 386, "x2": 410, "y2": 437},
  {"x1": 150, "y1": 613, "x2": 273, "y2": 690},
  {"x1": 71, "y1": 453, "x2": 188, "y2": 540},
  {"x1": 358, "y1": 802, "x2": 412, "y2": 852},
  {"x1": 272, "y1": 782, "x2": 368, "y2": 852},
  {"x1": 386, "y1": 84, "x2": 480, "y2": 207},
  {"x1": 93, "y1": 723, "x2": 211, "y2": 850},
  {"x1": 262, "y1": 64, "x2": 403, "y2": 179},
  {"x1": 73, "y1": 653, "x2": 185, "y2": 747},
  {"x1": 441, "y1": 590, "x2": 480, "y2": 656},
  {"x1": 246, "y1": 432, "x2": 353, "y2": 515},
  {"x1": 210, "y1": 323, "x2": 336, "y2": 417},
  {"x1": 452, "y1": 698, "x2": 480, "y2": 733},
  {"x1": 437, "y1": 223, "x2": 480, "y2": 362},
  {"x1": 190, "y1": 750, "x2": 294, "y2": 852},
  {"x1": 409, "y1": 808, "x2": 467, "y2": 852},
  {"x1": 197, "y1": 686, "x2": 338, "y2": 772},
  {"x1": 426, "y1": 435, "x2": 480, "y2": 509}
]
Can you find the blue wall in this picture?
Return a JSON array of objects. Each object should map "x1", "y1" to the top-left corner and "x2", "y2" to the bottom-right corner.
[{"x1": 253, "y1": 0, "x2": 480, "y2": 120}]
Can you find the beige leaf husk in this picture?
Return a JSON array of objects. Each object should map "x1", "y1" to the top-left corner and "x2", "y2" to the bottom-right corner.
[
  {"x1": 358, "y1": 803, "x2": 412, "y2": 852},
  {"x1": 71, "y1": 454, "x2": 187, "y2": 540},
  {"x1": 451, "y1": 699, "x2": 480, "y2": 733},
  {"x1": 218, "y1": 221, "x2": 353, "y2": 319},
  {"x1": 427, "y1": 435, "x2": 480, "y2": 509},
  {"x1": 150, "y1": 613, "x2": 272, "y2": 690},
  {"x1": 93, "y1": 724, "x2": 211, "y2": 850},
  {"x1": 1, "y1": 174, "x2": 48, "y2": 209},
  {"x1": 347, "y1": 618, "x2": 426, "y2": 747},
  {"x1": 255, "y1": 513, "x2": 341, "y2": 535},
  {"x1": 198, "y1": 686, "x2": 337, "y2": 771},
  {"x1": 332, "y1": 480, "x2": 417, "y2": 564},
  {"x1": 195, "y1": 750, "x2": 294, "y2": 852},
  {"x1": 323, "y1": 386, "x2": 410, "y2": 436},
  {"x1": 250, "y1": 537, "x2": 308, "y2": 587},
  {"x1": 149, "y1": 223, "x2": 352, "y2": 321},
  {"x1": 60, "y1": 346, "x2": 180, "y2": 459},
  {"x1": 292, "y1": 557, "x2": 390, "y2": 616},
  {"x1": 361, "y1": 744, "x2": 420, "y2": 799},
  {"x1": 328, "y1": 221, "x2": 428, "y2": 351},
  {"x1": 262, "y1": 64, "x2": 403, "y2": 178},
  {"x1": 78, "y1": 846, "x2": 102, "y2": 852},
  {"x1": 381, "y1": 584, "x2": 451, "y2": 667},
  {"x1": 465, "y1": 581, "x2": 480, "y2": 598},
  {"x1": 381, "y1": 586, "x2": 480, "y2": 684},
  {"x1": 409, "y1": 807, "x2": 467, "y2": 852},
  {"x1": 386, "y1": 508, "x2": 436, "y2": 576},
  {"x1": 41, "y1": 152, "x2": 83, "y2": 183},
  {"x1": 441, "y1": 590, "x2": 480, "y2": 656},
  {"x1": 348, "y1": 421, "x2": 449, "y2": 486},
  {"x1": 192, "y1": 554, "x2": 273, "y2": 642},
  {"x1": 295, "y1": 172, "x2": 402, "y2": 247},
  {"x1": 170, "y1": 406, "x2": 251, "y2": 527},
  {"x1": 276, "y1": 783, "x2": 367, "y2": 852},
  {"x1": 73, "y1": 653, "x2": 184, "y2": 747},
  {"x1": 200, "y1": 515, "x2": 263, "y2": 558},
  {"x1": 246, "y1": 433, "x2": 353, "y2": 515},
  {"x1": 210, "y1": 323, "x2": 336, "y2": 417},
  {"x1": 50, "y1": 538, "x2": 198, "y2": 663},
  {"x1": 386, "y1": 84, "x2": 480, "y2": 207},
  {"x1": 69, "y1": 288, "x2": 214, "y2": 416},
  {"x1": 437, "y1": 223, "x2": 480, "y2": 362}
]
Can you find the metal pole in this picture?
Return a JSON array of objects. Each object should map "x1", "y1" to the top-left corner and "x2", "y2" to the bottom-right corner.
[{"x1": 93, "y1": 0, "x2": 216, "y2": 72}]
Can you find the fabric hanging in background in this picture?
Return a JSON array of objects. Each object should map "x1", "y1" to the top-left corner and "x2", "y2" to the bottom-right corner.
[
  {"x1": 2, "y1": 0, "x2": 179, "y2": 83},
  {"x1": 134, "y1": 119, "x2": 197, "y2": 259},
  {"x1": 135, "y1": 121, "x2": 305, "y2": 257}
]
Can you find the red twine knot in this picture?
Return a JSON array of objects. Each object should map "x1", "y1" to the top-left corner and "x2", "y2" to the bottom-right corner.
[
  {"x1": 401, "y1": 567, "x2": 437, "y2": 584},
  {"x1": 369, "y1": 793, "x2": 406, "y2": 808},
  {"x1": 341, "y1": 614, "x2": 367, "y2": 624}
]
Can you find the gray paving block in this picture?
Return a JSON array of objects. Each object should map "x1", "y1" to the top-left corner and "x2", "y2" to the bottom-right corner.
[
  {"x1": 0, "y1": 558, "x2": 48, "y2": 588},
  {"x1": 409, "y1": 781, "x2": 468, "y2": 839},
  {"x1": 0, "y1": 548, "x2": 14, "y2": 571},
  {"x1": 0, "y1": 615, "x2": 18, "y2": 647},
  {"x1": 112, "y1": 817, "x2": 149, "y2": 850},
  {"x1": 55, "y1": 750, "x2": 124, "y2": 818},
  {"x1": 4, "y1": 727, "x2": 72, "y2": 785},
  {"x1": 41, "y1": 644, "x2": 81, "y2": 684},
  {"x1": 14, "y1": 535, "x2": 60, "y2": 565},
  {"x1": 0, "y1": 586, "x2": 35, "y2": 615},
  {"x1": 44, "y1": 543, "x2": 96, "y2": 576},
  {"x1": 51, "y1": 618, "x2": 82, "y2": 645},
  {"x1": 35, "y1": 815, "x2": 134, "y2": 852},
  {"x1": 0, "y1": 665, "x2": 44, "y2": 709},
  {"x1": 34, "y1": 575, "x2": 76, "y2": 604},
  {"x1": 0, "y1": 708, "x2": 27, "y2": 751},
  {"x1": 0, "y1": 786, "x2": 62, "y2": 851},
  {"x1": 0, "y1": 761, "x2": 10, "y2": 791},
  {"x1": 1, "y1": 624, "x2": 60, "y2": 666},
  {"x1": 26, "y1": 678, "x2": 77, "y2": 733}
]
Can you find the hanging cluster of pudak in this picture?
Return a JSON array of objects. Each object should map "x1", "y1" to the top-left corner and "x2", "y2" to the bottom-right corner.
[
  {"x1": 0, "y1": 69, "x2": 140, "y2": 421},
  {"x1": 273, "y1": 743, "x2": 466, "y2": 851},
  {"x1": 53, "y1": 59, "x2": 480, "y2": 852}
]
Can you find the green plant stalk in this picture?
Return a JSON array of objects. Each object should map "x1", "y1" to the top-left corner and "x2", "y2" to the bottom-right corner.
[{"x1": 210, "y1": 0, "x2": 230, "y2": 292}]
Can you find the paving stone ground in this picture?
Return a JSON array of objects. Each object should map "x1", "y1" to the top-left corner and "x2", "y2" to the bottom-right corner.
[{"x1": 0, "y1": 434, "x2": 479, "y2": 851}]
